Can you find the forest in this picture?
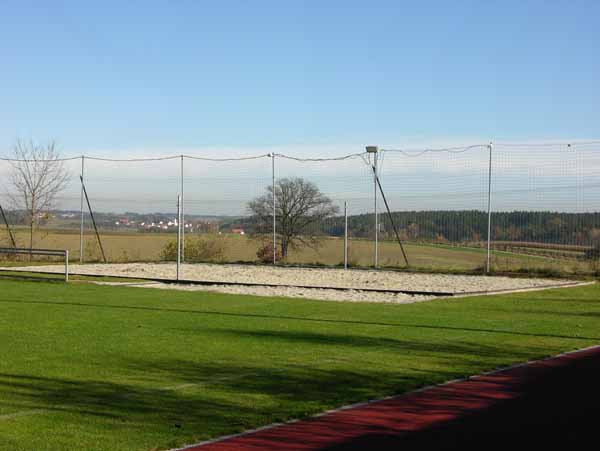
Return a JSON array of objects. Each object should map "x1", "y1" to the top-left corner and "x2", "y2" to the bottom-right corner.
[{"x1": 232, "y1": 210, "x2": 600, "y2": 249}]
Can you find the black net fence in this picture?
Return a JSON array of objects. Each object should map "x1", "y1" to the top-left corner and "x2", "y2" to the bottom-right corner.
[{"x1": 1, "y1": 141, "x2": 599, "y2": 275}]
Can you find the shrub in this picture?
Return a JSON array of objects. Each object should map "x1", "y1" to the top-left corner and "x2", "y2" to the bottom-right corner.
[
  {"x1": 256, "y1": 242, "x2": 281, "y2": 263},
  {"x1": 585, "y1": 244, "x2": 600, "y2": 276},
  {"x1": 585, "y1": 245, "x2": 600, "y2": 260},
  {"x1": 161, "y1": 236, "x2": 227, "y2": 262},
  {"x1": 84, "y1": 240, "x2": 102, "y2": 262}
]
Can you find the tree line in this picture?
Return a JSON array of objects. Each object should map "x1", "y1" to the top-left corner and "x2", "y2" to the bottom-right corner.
[
  {"x1": 236, "y1": 178, "x2": 600, "y2": 251},
  {"x1": 338, "y1": 210, "x2": 600, "y2": 247},
  {"x1": 238, "y1": 208, "x2": 600, "y2": 248}
]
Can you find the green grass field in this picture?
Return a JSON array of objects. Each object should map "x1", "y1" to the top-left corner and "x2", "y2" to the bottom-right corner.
[{"x1": 0, "y1": 277, "x2": 599, "y2": 450}]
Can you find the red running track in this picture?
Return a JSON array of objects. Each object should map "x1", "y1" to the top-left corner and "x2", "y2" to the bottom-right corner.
[{"x1": 180, "y1": 345, "x2": 600, "y2": 450}]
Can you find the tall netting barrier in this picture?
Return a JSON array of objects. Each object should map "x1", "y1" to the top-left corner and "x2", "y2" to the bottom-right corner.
[
  {"x1": 274, "y1": 153, "x2": 373, "y2": 267},
  {"x1": 183, "y1": 154, "x2": 271, "y2": 264},
  {"x1": 377, "y1": 146, "x2": 490, "y2": 271},
  {"x1": 1, "y1": 141, "x2": 598, "y2": 275},
  {"x1": 81, "y1": 156, "x2": 181, "y2": 263},
  {"x1": 491, "y1": 142, "x2": 600, "y2": 275}
]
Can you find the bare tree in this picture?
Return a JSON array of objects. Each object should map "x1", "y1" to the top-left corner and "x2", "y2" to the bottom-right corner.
[
  {"x1": 248, "y1": 177, "x2": 339, "y2": 258},
  {"x1": 8, "y1": 139, "x2": 70, "y2": 250}
]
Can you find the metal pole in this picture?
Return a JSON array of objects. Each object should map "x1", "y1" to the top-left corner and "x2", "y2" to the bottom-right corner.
[
  {"x1": 65, "y1": 250, "x2": 69, "y2": 283},
  {"x1": 0, "y1": 203, "x2": 17, "y2": 248},
  {"x1": 272, "y1": 153, "x2": 276, "y2": 264},
  {"x1": 374, "y1": 150, "x2": 379, "y2": 267},
  {"x1": 181, "y1": 155, "x2": 185, "y2": 262},
  {"x1": 80, "y1": 175, "x2": 107, "y2": 263},
  {"x1": 372, "y1": 167, "x2": 410, "y2": 267},
  {"x1": 79, "y1": 156, "x2": 85, "y2": 263},
  {"x1": 486, "y1": 142, "x2": 493, "y2": 274},
  {"x1": 177, "y1": 195, "x2": 181, "y2": 281},
  {"x1": 344, "y1": 201, "x2": 348, "y2": 269}
]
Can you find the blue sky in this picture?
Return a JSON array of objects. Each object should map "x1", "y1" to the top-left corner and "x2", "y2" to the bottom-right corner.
[{"x1": 0, "y1": 0, "x2": 598, "y2": 156}]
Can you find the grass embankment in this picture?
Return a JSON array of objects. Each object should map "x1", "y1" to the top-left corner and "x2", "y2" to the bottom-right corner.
[{"x1": 0, "y1": 278, "x2": 599, "y2": 450}]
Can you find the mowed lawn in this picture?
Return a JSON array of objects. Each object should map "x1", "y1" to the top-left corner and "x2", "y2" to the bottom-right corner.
[{"x1": 0, "y1": 279, "x2": 599, "y2": 451}]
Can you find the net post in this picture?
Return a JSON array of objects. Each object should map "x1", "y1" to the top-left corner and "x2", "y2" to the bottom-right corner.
[
  {"x1": 180, "y1": 154, "x2": 185, "y2": 263},
  {"x1": 486, "y1": 142, "x2": 494, "y2": 274},
  {"x1": 65, "y1": 249, "x2": 69, "y2": 283},
  {"x1": 366, "y1": 146, "x2": 379, "y2": 268},
  {"x1": 79, "y1": 155, "x2": 85, "y2": 264},
  {"x1": 176, "y1": 195, "x2": 181, "y2": 280},
  {"x1": 344, "y1": 201, "x2": 348, "y2": 270},
  {"x1": 271, "y1": 153, "x2": 276, "y2": 265},
  {"x1": 374, "y1": 150, "x2": 378, "y2": 267},
  {"x1": 176, "y1": 195, "x2": 181, "y2": 281}
]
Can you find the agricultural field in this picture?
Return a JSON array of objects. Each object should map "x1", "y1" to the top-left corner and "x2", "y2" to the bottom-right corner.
[
  {"x1": 1, "y1": 228, "x2": 596, "y2": 275},
  {"x1": 0, "y1": 277, "x2": 598, "y2": 451}
]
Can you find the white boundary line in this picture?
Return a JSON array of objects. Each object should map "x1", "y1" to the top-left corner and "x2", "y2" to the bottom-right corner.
[
  {"x1": 167, "y1": 343, "x2": 600, "y2": 451},
  {"x1": 452, "y1": 280, "x2": 595, "y2": 298}
]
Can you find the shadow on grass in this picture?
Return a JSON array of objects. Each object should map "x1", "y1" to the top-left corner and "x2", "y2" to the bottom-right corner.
[
  {"x1": 0, "y1": 298, "x2": 597, "y2": 341},
  {"x1": 1, "y1": 281, "x2": 598, "y2": 450},
  {"x1": 1, "y1": 302, "x2": 597, "y2": 449},
  {"x1": 0, "y1": 273, "x2": 66, "y2": 284},
  {"x1": 1, "y1": 318, "x2": 558, "y2": 426},
  {"x1": 498, "y1": 309, "x2": 600, "y2": 319},
  {"x1": 0, "y1": 359, "x2": 445, "y2": 442},
  {"x1": 0, "y1": 336, "x2": 517, "y2": 428},
  {"x1": 195, "y1": 328, "x2": 548, "y2": 364},
  {"x1": 3, "y1": 339, "x2": 595, "y2": 449}
]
